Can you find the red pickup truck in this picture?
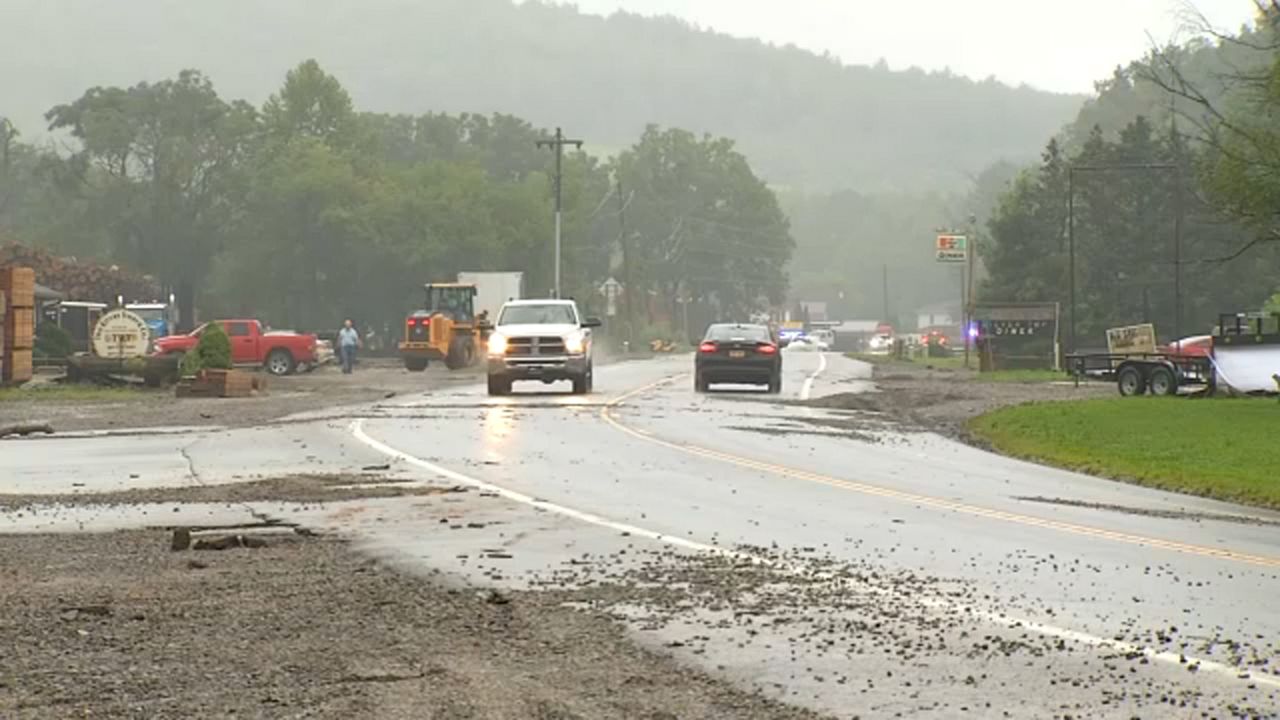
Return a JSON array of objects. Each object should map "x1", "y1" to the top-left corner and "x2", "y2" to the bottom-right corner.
[{"x1": 152, "y1": 319, "x2": 318, "y2": 375}]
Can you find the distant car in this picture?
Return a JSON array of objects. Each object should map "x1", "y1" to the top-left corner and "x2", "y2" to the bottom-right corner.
[
  {"x1": 786, "y1": 336, "x2": 826, "y2": 352},
  {"x1": 1161, "y1": 335, "x2": 1213, "y2": 357},
  {"x1": 695, "y1": 323, "x2": 782, "y2": 393},
  {"x1": 867, "y1": 333, "x2": 893, "y2": 353}
]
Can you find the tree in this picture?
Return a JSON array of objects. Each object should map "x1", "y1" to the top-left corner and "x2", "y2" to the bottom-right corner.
[
  {"x1": 263, "y1": 60, "x2": 356, "y2": 148},
  {"x1": 45, "y1": 70, "x2": 257, "y2": 329},
  {"x1": 982, "y1": 114, "x2": 1274, "y2": 343},
  {"x1": 614, "y1": 126, "x2": 793, "y2": 328}
]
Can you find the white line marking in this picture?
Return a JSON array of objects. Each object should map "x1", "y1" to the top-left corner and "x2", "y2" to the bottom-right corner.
[
  {"x1": 799, "y1": 351, "x2": 827, "y2": 400},
  {"x1": 349, "y1": 412, "x2": 1278, "y2": 690}
]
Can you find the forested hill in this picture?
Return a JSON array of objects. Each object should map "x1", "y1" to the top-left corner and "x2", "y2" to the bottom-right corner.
[{"x1": 1, "y1": 0, "x2": 1082, "y2": 192}]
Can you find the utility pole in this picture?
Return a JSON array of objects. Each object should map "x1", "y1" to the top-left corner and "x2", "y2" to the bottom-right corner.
[
  {"x1": 961, "y1": 265, "x2": 969, "y2": 368},
  {"x1": 536, "y1": 127, "x2": 583, "y2": 298},
  {"x1": 965, "y1": 214, "x2": 978, "y2": 369},
  {"x1": 616, "y1": 177, "x2": 638, "y2": 350},
  {"x1": 881, "y1": 264, "x2": 889, "y2": 323}
]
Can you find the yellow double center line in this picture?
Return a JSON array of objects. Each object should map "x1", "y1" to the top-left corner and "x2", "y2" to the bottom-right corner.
[{"x1": 601, "y1": 376, "x2": 1280, "y2": 569}]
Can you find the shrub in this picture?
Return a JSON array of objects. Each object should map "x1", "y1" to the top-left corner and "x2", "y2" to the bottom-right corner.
[
  {"x1": 197, "y1": 322, "x2": 233, "y2": 369},
  {"x1": 180, "y1": 322, "x2": 233, "y2": 376},
  {"x1": 34, "y1": 322, "x2": 73, "y2": 359}
]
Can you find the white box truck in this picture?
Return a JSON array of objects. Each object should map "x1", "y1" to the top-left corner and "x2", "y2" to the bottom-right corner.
[{"x1": 457, "y1": 271, "x2": 524, "y2": 322}]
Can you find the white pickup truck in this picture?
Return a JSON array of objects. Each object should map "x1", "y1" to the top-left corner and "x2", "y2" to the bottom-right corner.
[{"x1": 485, "y1": 299, "x2": 602, "y2": 396}]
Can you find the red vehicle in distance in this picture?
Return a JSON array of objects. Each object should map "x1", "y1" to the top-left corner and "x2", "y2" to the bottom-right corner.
[
  {"x1": 152, "y1": 319, "x2": 318, "y2": 376},
  {"x1": 1160, "y1": 335, "x2": 1213, "y2": 357}
]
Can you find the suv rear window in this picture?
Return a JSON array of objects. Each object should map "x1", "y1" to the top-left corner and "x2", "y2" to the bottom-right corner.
[{"x1": 705, "y1": 325, "x2": 771, "y2": 342}]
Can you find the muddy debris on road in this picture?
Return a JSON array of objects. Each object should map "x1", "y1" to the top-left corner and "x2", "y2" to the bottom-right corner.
[
  {"x1": 528, "y1": 544, "x2": 1278, "y2": 719},
  {"x1": 0, "y1": 358, "x2": 468, "y2": 433},
  {"x1": 0, "y1": 473, "x2": 467, "y2": 513},
  {"x1": 0, "y1": 530, "x2": 826, "y2": 720},
  {"x1": 800, "y1": 360, "x2": 1111, "y2": 440}
]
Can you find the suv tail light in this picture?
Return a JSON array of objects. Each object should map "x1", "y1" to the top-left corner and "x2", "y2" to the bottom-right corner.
[
  {"x1": 756, "y1": 342, "x2": 778, "y2": 355},
  {"x1": 698, "y1": 341, "x2": 718, "y2": 354}
]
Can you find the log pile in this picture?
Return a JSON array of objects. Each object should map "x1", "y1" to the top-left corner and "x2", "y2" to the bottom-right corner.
[{"x1": 0, "y1": 241, "x2": 160, "y2": 303}]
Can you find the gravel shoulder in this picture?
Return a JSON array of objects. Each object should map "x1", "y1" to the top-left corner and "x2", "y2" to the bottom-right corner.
[
  {"x1": 0, "y1": 530, "x2": 823, "y2": 720},
  {"x1": 0, "y1": 473, "x2": 466, "y2": 512},
  {"x1": 0, "y1": 358, "x2": 468, "y2": 433}
]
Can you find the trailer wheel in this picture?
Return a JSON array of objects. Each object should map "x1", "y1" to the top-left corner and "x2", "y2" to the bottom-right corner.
[
  {"x1": 1149, "y1": 366, "x2": 1178, "y2": 396},
  {"x1": 1117, "y1": 365, "x2": 1147, "y2": 397}
]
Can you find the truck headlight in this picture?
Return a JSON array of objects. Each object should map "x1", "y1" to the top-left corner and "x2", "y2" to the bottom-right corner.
[
  {"x1": 564, "y1": 332, "x2": 586, "y2": 354},
  {"x1": 488, "y1": 333, "x2": 508, "y2": 356}
]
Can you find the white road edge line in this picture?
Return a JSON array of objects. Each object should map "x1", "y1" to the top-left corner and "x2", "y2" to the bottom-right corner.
[
  {"x1": 348, "y1": 412, "x2": 1277, "y2": 691},
  {"x1": 799, "y1": 351, "x2": 827, "y2": 400}
]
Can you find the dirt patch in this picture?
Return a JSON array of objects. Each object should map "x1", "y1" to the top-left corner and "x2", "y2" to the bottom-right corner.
[
  {"x1": 0, "y1": 358, "x2": 477, "y2": 433},
  {"x1": 804, "y1": 362, "x2": 1111, "y2": 440},
  {"x1": 0, "y1": 474, "x2": 466, "y2": 512},
  {"x1": 0, "y1": 531, "x2": 824, "y2": 720}
]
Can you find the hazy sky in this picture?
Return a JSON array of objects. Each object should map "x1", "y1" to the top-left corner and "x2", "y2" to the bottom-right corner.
[{"x1": 557, "y1": 0, "x2": 1259, "y2": 93}]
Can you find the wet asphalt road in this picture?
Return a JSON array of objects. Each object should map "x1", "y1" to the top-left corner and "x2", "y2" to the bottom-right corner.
[{"x1": 3, "y1": 352, "x2": 1279, "y2": 717}]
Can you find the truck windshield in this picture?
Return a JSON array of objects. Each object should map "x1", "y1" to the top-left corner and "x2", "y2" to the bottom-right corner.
[
  {"x1": 498, "y1": 304, "x2": 576, "y2": 326},
  {"x1": 129, "y1": 308, "x2": 166, "y2": 324}
]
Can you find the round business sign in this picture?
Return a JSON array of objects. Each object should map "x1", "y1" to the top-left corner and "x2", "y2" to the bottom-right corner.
[{"x1": 92, "y1": 309, "x2": 152, "y2": 359}]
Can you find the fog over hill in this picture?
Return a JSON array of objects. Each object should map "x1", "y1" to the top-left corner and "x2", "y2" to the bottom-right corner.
[{"x1": 1, "y1": 0, "x2": 1083, "y2": 192}]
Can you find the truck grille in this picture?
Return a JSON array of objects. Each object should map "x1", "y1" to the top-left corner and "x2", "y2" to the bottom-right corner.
[{"x1": 507, "y1": 336, "x2": 567, "y2": 356}]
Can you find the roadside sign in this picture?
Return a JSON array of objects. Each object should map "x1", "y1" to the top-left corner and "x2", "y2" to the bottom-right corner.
[
  {"x1": 91, "y1": 308, "x2": 151, "y2": 359},
  {"x1": 1106, "y1": 324, "x2": 1157, "y2": 355},
  {"x1": 935, "y1": 234, "x2": 967, "y2": 263},
  {"x1": 600, "y1": 277, "x2": 622, "y2": 317}
]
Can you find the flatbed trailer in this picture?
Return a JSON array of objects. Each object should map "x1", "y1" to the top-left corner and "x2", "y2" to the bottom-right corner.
[{"x1": 1065, "y1": 352, "x2": 1214, "y2": 397}]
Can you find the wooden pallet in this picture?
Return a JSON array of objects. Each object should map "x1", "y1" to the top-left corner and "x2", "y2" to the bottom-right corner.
[
  {"x1": 1, "y1": 266, "x2": 35, "y2": 385},
  {"x1": 174, "y1": 369, "x2": 263, "y2": 398}
]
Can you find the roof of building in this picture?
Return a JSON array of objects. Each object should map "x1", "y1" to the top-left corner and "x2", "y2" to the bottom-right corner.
[
  {"x1": 830, "y1": 320, "x2": 881, "y2": 333},
  {"x1": 34, "y1": 282, "x2": 64, "y2": 301},
  {"x1": 915, "y1": 300, "x2": 961, "y2": 315}
]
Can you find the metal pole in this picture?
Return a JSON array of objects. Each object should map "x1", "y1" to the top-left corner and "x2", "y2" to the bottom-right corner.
[
  {"x1": 1173, "y1": 165, "x2": 1183, "y2": 346},
  {"x1": 1067, "y1": 168, "x2": 1076, "y2": 355},
  {"x1": 965, "y1": 221, "x2": 977, "y2": 369},
  {"x1": 553, "y1": 128, "x2": 563, "y2": 298},
  {"x1": 616, "y1": 178, "x2": 636, "y2": 350},
  {"x1": 960, "y1": 265, "x2": 969, "y2": 368},
  {"x1": 882, "y1": 264, "x2": 889, "y2": 323},
  {"x1": 553, "y1": 210, "x2": 562, "y2": 299}
]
